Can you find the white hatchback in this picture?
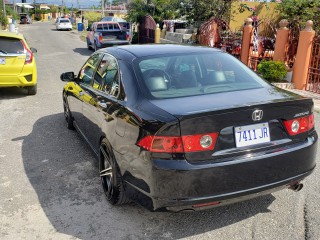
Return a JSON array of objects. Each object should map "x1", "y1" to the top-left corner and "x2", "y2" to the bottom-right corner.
[{"x1": 56, "y1": 18, "x2": 72, "y2": 31}]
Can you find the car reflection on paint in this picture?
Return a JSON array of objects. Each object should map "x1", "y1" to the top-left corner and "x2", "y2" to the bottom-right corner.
[{"x1": 60, "y1": 44, "x2": 317, "y2": 212}]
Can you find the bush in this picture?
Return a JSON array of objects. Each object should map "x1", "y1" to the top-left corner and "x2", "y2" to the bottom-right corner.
[
  {"x1": 257, "y1": 60, "x2": 287, "y2": 82},
  {"x1": 0, "y1": 14, "x2": 8, "y2": 28},
  {"x1": 84, "y1": 11, "x2": 101, "y2": 25}
]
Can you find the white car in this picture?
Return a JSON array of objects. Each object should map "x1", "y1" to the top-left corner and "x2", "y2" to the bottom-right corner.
[{"x1": 56, "y1": 18, "x2": 72, "y2": 31}]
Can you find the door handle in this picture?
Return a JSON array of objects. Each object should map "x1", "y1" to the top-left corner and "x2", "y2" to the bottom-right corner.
[{"x1": 79, "y1": 91, "x2": 84, "y2": 96}]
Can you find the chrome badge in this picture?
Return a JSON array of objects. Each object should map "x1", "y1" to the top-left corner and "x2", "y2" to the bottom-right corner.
[{"x1": 252, "y1": 109, "x2": 263, "y2": 121}]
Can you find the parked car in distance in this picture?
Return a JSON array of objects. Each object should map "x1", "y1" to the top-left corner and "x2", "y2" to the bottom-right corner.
[
  {"x1": 0, "y1": 31, "x2": 37, "y2": 95},
  {"x1": 20, "y1": 14, "x2": 32, "y2": 24},
  {"x1": 60, "y1": 45, "x2": 317, "y2": 212},
  {"x1": 86, "y1": 21, "x2": 130, "y2": 51},
  {"x1": 56, "y1": 18, "x2": 72, "y2": 31}
]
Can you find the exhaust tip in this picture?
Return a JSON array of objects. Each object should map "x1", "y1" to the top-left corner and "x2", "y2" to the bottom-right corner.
[{"x1": 290, "y1": 183, "x2": 303, "y2": 192}]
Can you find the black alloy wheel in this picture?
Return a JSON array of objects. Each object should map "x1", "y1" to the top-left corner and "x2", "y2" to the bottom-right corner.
[
  {"x1": 63, "y1": 99, "x2": 75, "y2": 130},
  {"x1": 99, "y1": 139, "x2": 129, "y2": 205}
]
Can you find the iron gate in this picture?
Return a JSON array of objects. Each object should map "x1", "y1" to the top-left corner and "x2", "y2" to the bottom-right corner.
[
  {"x1": 307, "y1": 36, "x2": 320, "y2": 93},
  {"x1": 139, "y1": 15, "x2": 156, "y2": 44}
]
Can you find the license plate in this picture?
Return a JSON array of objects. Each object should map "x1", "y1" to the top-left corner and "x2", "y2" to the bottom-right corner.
[
  {"x1": 0, "y1": 58, "x2": 5, "y2": 65},
  {"x1": 234, "y1": 122, "x2": 270, "y2": 148}
]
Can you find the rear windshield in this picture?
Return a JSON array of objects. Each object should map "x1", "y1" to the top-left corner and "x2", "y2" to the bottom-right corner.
[
  {"x1": 135, "y1": 52, "x2": 269, "y2": 99},
  {"x1": 60, "y1": 19, "x2": 70, "y2": 23},
  {"x1": 0, "y1": 37, "x2": 24, "y2": 54}
]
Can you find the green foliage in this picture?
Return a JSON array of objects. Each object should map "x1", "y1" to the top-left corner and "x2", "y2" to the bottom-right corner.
[
  {"x1": 127, "y1": 0, "x2": 234, "y2": 25},
  {"x1": 178, "y1": 0, "x2": 234, "y2": 24},
  {"x1": 0, "y1": 14, "x2": 8, "y2": 28},
  {"x1": 257, "y1": 60, "x2": 287, "y2": 82},
  {"x1": 277, "y1": 0, "x2": 320, "y2": 33},
  {"x1": 127, "y1": 0, "x2": 180, "y2": 24},
  {"x1": 34, "y1": 15, "x2": 42, "y2": 21},
  {"x1": 5, "y1": 6, "x2": 19, "y2": 20},
  {"x1": 84, "y1": 11, "x2": 101, "y2": 25}
]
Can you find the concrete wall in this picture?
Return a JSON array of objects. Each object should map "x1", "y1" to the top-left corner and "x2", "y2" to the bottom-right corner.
[{"x1": 229, "y1": 2, "x2": 280, "y2": 31}]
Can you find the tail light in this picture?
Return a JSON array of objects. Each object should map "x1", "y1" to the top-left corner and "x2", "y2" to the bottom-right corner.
[
  {"x1": 283, "y1": 114, "x2": 314, "y2": 136},
  {"x1": 126, "y1": 34, "x2": 130, "y2": 41},
  {"x1": 137, "y1": 133, "x2": 219, "y2": 153},
  {"x1": 20, "y1": 40, "x2": 33, "y2": 64},
  {"x1": 99, "y1": 34, "x2": 103, "y2": 43}
]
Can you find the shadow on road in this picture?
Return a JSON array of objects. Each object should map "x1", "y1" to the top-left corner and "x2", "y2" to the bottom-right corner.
[
  {"x1": 0, "y1": 87, "x2": 30, "y2": 99},
  {"x1": 73, "y1": 47, "x2": 92, "y2": 57},
  {"x1": 20, "y1": 113, "x2": 275, "y2": 239}
]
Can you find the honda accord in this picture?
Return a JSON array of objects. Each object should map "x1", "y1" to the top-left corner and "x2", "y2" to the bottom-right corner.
[{"x1": 60, "y1": 45, "x2": 317, "y2": 211}]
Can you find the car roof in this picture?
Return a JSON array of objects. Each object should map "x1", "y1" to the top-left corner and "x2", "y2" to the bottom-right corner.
[
  {"x1": 0, "y1": 31, "x2": 24, "y2": 40},
  {"x1": 104, "y1": 44, "x2": 222, "y2": 59}
]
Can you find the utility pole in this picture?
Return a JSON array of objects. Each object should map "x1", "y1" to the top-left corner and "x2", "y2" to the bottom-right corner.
[
  {"x1": 101, "y1": 0, "x2": 104, "y2": 18},
  {"x1": 2, "y1": 0, "x2": 6, "y2": 17}
]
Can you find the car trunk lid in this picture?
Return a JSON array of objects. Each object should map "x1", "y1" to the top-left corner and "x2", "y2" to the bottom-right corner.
[{"x1": 149, "y1": 87, "x2": 315, "y2": 162}]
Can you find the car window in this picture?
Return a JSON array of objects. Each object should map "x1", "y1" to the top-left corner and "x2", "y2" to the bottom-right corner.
[
  {"x1": 135, "y1": 52, "x2": 269, "y2": 99},
  {"x1": 78, "y1": 53, "x2": 103, "y2": 85},
  {"x1": 0, "y1": 37, "x2": 25, "y2": 54},
  {"x1": 59, "y1": 19, "x2": 70, "y2": 23},
  {"x1": 93, "y1": 54, "x2": 119, "y2": 97},
  {"x1": 112, "y1": 24, "x2": 120, "y2": 30}
]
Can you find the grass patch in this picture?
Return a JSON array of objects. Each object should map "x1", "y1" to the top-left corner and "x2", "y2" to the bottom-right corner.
[{"x1": 79, "y1": 31, "x2": 87, "y2": 42}]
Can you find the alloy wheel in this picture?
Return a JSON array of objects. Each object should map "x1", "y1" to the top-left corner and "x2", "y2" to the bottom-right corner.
[{"x1": 100, "y1": 144, "x2": 114, "y2": 200}]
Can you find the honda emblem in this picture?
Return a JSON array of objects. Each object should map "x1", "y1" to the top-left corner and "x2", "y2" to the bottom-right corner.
[{"x1": 252, "y1": 110, "x2": 263, "y2": 121}]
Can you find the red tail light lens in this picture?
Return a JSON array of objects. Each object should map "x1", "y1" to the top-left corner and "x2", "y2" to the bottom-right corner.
[
  {"x1": 20, "y1": 40, "x2": 33, "y2": 64},
  {"x1": 182, "y1": 133, "x2": 218, "y2": 152},
  {"x1": 99, "y1": 34, "x2": 103, "y2": 43},
  {"x1": 283, "y1": 114, "x2": 315, "y2": 136},
  {"x1": 137, "y1": 136, "x2": 183, "y2": 153},
  {"x1": 126, "y1": 34, "x2": 130, "y2": 41},
  {"x1": 137, "y1": 133, "x2": 219, "y2": 153}
]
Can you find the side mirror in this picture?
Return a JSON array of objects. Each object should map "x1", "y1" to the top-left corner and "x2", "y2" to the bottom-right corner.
[
  {"x1": 30, "y1": 47, "x2": 37, "y2": 53},
  {"x1": 60, "y1": 72, "x2": 75, "y2": 82}
]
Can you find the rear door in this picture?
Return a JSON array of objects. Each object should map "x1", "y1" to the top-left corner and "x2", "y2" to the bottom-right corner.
[{"x1": 0, "y1": 36, "x2": 26, "y2": 76}]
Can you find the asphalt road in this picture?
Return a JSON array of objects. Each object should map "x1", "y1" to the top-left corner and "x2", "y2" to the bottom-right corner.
[{"x1": 0, "y1": 22, "x2": 319, "y2": 240}]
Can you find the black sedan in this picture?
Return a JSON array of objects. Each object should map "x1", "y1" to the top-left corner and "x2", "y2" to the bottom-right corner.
[{"x1": 61, "y1": 45, "x2": 317, "y2": 212}]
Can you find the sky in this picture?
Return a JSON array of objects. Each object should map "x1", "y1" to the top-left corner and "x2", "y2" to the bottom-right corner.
[{"x1": 6, "y1": 0, "x2": 109, "y2": 9}]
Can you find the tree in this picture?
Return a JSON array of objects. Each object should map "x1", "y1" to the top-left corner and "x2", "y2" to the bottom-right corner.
[
  {"x1": 179, "y1": 0, "x2": 234, "y2": 24},
  {"x1": 127, "y1": 0, "x2": 234, "y2": 25},
  {"x1": 126, "y1": 0, "x2": 180, "y2": 24},
  {"x1": 277, "y1": 0, "x2": 320, "y2": 33}
]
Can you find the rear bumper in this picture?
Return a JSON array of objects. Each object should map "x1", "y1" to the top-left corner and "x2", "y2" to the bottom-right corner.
[
  {"x1": 0, "y1": 71, "x2": 37, "y2": 87},
  {"x1": 98, "y1": 41, "x2": 130, "y2": 48},
  {"x1": 57, "y1": 25, "x2": 72, "y2": 30},
  {"x1": 124, "y1": 133, "x2": 318, "y2": 211}
]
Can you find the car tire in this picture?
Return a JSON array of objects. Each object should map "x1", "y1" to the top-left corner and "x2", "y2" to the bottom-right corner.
[
  {"x1": 93, "y1": 41, "x2": 97, "y2": 52},
  {"x1": 99, "y1": 139, "x2": 130, "y2": 205},
  {"x1": 27, "y1": 84, "x2": 37, "y2": 95},
  {"x1": 87, "y1": 39, "x2": 92, "y2": 50},
  {"x1": 63, "y1": 99, "x2": 75, "y2": 130}
]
